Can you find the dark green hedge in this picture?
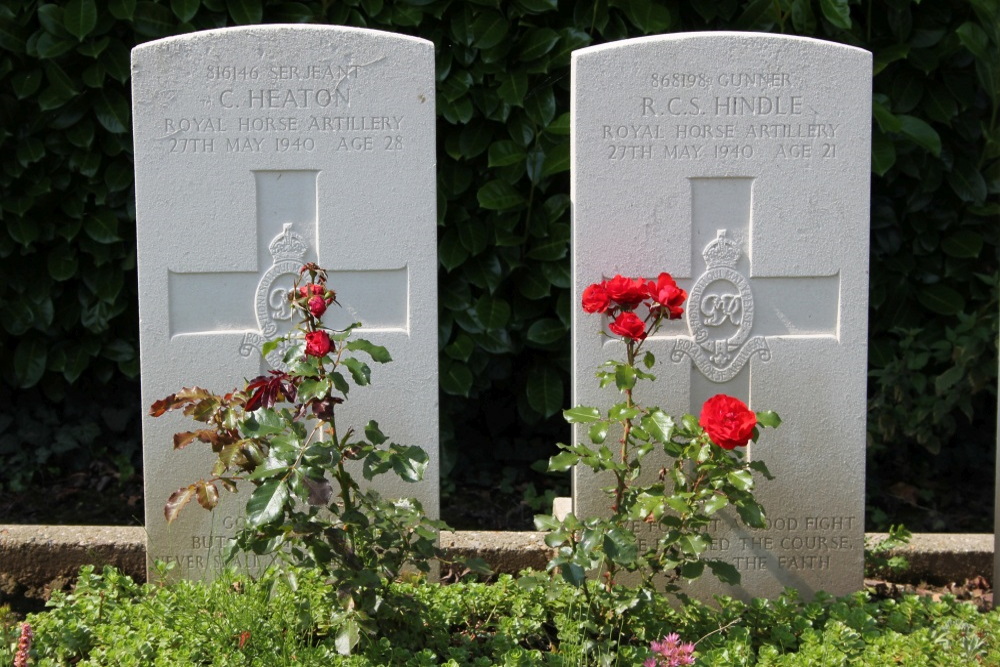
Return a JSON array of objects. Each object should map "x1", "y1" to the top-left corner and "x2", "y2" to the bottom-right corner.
[{"x1": 1, "y1": 0, "x2": 997, "y2": 525}]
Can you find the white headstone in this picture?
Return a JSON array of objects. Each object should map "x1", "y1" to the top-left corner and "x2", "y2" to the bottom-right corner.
[
  {"x1": 572, "y1": 33, "x2": 871, "y2": 599},
  {"x1": 132, "y1": 25, "x2": 437, "y2": 579}
]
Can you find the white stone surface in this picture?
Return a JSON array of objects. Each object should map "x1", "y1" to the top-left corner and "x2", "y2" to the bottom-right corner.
[
  {"x1": 132, "y1": 25, "x2": 437, "y2": 579},
  {"x1": 571, "y1": 33, "x2": 871, "y2": 599}
]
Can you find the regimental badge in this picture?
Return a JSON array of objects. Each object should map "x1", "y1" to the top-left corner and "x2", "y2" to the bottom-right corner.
[
  {"x1": 670, "y1": 229, "x2": 770, "y2": 382},
  {"x1": 238, "y1": 222, "x2": 308, "y2": 369}
]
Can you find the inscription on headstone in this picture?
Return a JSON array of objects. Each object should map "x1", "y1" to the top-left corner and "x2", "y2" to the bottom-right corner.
[
  {"x1": 133, "y1": 26, "x2": 437, "y2": 579},
  {"x1": 572, "y1": 33, "x2": 871, "y2": 599}
]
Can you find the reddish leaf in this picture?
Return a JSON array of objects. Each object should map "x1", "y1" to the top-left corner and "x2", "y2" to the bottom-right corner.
[
  {"x1": 187, "y1": 396, "x2": 221, "y2": 421},
  {"x1": 245, "y1": 371, "x2": 296, "y2": 411},
  {"x1": 195, "y1": 480, "x2": 220, "y2": 510},
  {"x1": 173, "y1": 431, "x2": 197, "y2": 449},
  {"x1": 150, "y1": 387, "x2": 214, "y2": 416},
  {"x1": 165, "y1": 484, "x2": 196, "y2": 523}
]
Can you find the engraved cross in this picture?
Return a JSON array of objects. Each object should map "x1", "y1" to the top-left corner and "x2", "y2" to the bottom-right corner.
[
  {"x1": 658, "y1": 177, "x2": 840, "y2": 416},
  {"x1": 167, "y1": 170, "x2": 408, "y2": 370}
]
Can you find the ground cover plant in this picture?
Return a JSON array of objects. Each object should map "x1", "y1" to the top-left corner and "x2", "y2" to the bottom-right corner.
[{"x1": 3, "y1": 564, "x2": 1000, "y2": 665}]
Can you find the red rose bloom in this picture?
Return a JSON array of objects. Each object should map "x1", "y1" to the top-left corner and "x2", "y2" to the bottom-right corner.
[
  {"x1": 304, "y1": 330, "x2": 332, "y2": 357},
  {"x1": 646, "y1": 272, "x2": 687, "y2": 319},
  {"x1": 308, "y1": 295, "x2": 327, "y2": 317},
  {"x1": 608, "y1": 311, "x2": 646, "y2": 340},
  {"x1": 582, "y1": 282, "x2": 611, "y2": 313},
  {"x1": 298, "y1": 283, "x2": 325, "y2": 298},
  {"x1": 604, "y1": 275, "x2": 648, "y2": 310},
  {"x1": 699, "y1": 394, "x2": 756, "y2": 450}
]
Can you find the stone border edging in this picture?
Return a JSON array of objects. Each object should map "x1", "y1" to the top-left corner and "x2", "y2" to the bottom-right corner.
[{"x1": 0, "y1": 525, "x2": 991, "y2": 602}]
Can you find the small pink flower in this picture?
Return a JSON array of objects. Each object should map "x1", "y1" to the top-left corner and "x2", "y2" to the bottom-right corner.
[{"x1": 14, "y1": 622, "x2": 33, "y2": 667}]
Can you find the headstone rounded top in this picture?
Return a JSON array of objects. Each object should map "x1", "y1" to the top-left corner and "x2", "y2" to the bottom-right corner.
[
  {"x1": 132, "y1": 23, "x2": 432, "y2": 55},
  {"x1": 573, "y1": 31, "x2": 871, "y2": 60}
]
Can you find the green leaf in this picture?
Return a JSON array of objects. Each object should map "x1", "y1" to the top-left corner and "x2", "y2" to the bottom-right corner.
[
  {"x1": 478, "y1": 180, "x2": 525, "y2": 210},
  {"x1": 608, "y1": 404, "x2": 639, "y2": 421},
  {"x1": 615, "y1": 364, "x2": 636, "y2": 391},
  {"x1": 14, "y1": 337, "x2": 47, "y2": 388},
  {"x1": 488, "y1": 140, "x2": 526, "y2": 167},
  {"x1": 563, "y1": 406, "x2": 601, "y2": 423},
  {"x1": 526, "y1": 318, "x2": 566, "y2": 345},
  {"x1": 470, "y1": 10, "x2": 508, "y2": 50},
  {"x1": 440, "y1": 359, "x2": 473, "y2": 396},
  {"x1": 365, "y1": 420, "x2": 387, "y2": 446},
  {"x1": 641, "y1": 410, "x2": 674, "y2": 443},
  {"x1": 497, "y1": 70, "x2": 528, "y2": 106},
  {"x1": 47, "y1": 244, "x2": 78, "y2": 281},
  {"x1": 703, "y1": 494, "x2": 729, "y2": 515},
  {"x1": 871, "y1": 130, "x2": 896, "y2": 176},
  {"x1": 335, "y1": 616, "x2": 360, "y2": 656},
  {"x1": 475, "y1": 295, "x2": 511, "y2": 329},
  {"x1": 171, "y1": 0, "x2": 200, "y2": 22},
  {"x1": 84, "y1": 211, "x2": 120, "y2": 243},
  {"x1": 603, "y1": 526, "x2": 638, "y2": 562},
  {"x1": 873, "y1": 44, "x2": 909, "y2": 75},
  {"x1": 390, "y1": 444, "x2": 428, "y2": 482},
  {"x1": 438, "y1": 230, "x2": 469, "y2": 272},
  {"x1": 917, "y1": 284, "x2": 965, "y2": 315},
  {"x1": 679, "y1": 534, "x2": 709, "y2": 557},
  {"x1": 755, "y1": 410, "x2": 782, "y2": 428},
  {"x1": 736, "y1": 502, "x2": 765, "y2": 528},
  {"x1": 345, "y1": 339, "x2": 391, "y2": 363},
  {"x1": 872, "y1": 98, "x2": 901, "y2": 133},
  {"x1": 947, "y1": 159, "x2": 988, "y2": 204},
  {"x1": 819, "y1": 0, "x2": 851, "y2": 29},
  {"x1": 94, "y1": 89, "x2": 130, "y2": 133},
  {"x1": 246, "y1": 479, "x2": 289, "y2": 528},
  {"x1": 517, "y1": 28, "x2": 560, "y2": 61},
  {"x1": 548, "y1": 450, "x2": 578, "y2": 472},
  {"x1": 727, "y1": 470, "x2": 753, "y2": 492},
  {"x1": 541, "y1": 142, "x2": 569, "y2": 177},
  {"x1": 109, "y1": 0, "x2": 136, "y2": 19},
  {"x1": 63, "y1": 0, "x2": 98, "y2": 40},
  {"x1": 526, "y1": 365, "x2": 563, "y2": 418},
  {"x1": 896, "y1": 115, "x2": 941, "y2": 156},
  {"x1": 227, "y1": 0, "x2": 262, "y2": 24},
  {"x1": 588, "y1": 421, "x2": 609, "y2": 444},
  {"x1": 620, "y1": 0, "x2": 672, "y2": 33},
  {"x1": 133, "y1": 1, "x2": 176, "y2": 37},
  {"x1": 341, "y1": 357, "x2": 371, "y2": 386},
  {"x1": 524, "y1": 86, "x2": 555, "y2": 126},
  {"x1": 956, "y1": 22, "x2": 990, "y2": 61},
  {"x1": 941, "y1": 230, "x2": 984, "y2": 259}
]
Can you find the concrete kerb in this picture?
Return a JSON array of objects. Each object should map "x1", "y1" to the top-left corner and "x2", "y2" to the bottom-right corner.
[{"x1": 0, "y1": 525, "x2": 993, "y2": 604}]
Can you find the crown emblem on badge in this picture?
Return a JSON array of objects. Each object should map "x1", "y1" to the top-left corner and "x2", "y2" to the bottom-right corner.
[
  {"x1": 702, "y1": 229, "x2": 742, "y2": 268},
  {"x1": 268, "y1": 223, "x2": 308, "y2": 262}
]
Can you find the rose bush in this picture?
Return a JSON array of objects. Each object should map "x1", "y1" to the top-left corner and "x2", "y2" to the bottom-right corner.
[
  {"x1": 536, "y1": 270, "x2": 779, "y2": 608},
  {"x1": 151, "y1": 264, "x2": 488, "y2": 655}
]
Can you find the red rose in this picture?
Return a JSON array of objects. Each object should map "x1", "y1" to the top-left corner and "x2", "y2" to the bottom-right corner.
[
  {"x1": 608, "y1": 311, "x2": 646, "y2": 340},
  {"x1": 604, "y1": 275, "x2": 648, "y2": 310},
  {"x1": 699, "y1": 394, "x2": 756, "y2": 450},
  {"x1": 304, "y1": 330, "x2": 332, "y2": 357},
  {"x1": 298, "y1": 283, "x2": 325, "y2": 298},
  {"x1": 582, "y1": 282, "x2": 611, "y2": 313},
  {"x1": 308, "y1": 295, "x2": 327, "y2": 317},
  {"x1": 646, "y1": 272, "x2": 687, "y2": 319}
]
